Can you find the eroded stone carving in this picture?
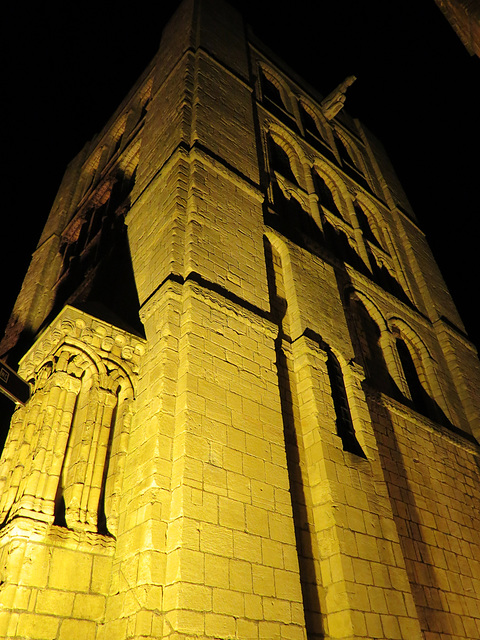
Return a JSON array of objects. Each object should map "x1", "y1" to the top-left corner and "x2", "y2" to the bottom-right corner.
[
  {"x1": 0, "y1": 306, "x2": 144, "y2": 536},
  {"x1": 321, "y1": 75, "x2": 357, "y2": 120}
]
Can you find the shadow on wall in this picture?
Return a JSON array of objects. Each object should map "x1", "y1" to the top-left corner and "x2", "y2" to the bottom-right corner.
[
  {"x1": 337, "y1": 267, "x2": 474, "y2": 637},
  {"x1": 367, "y1": 396, "x2": 464, "y2": 637},
  {"x1": 264, "y1": 237, "x2": 326, "y2": 640},
  {"x1": 50, "y1": 168, "x2": 144, "y2": 339},
  {"x1": 0, "y1": 394, "x2": 16, "y2": 454},
  {"x1": 0, "y1": 324, "x2": 36, "y2": 454},
  {"x1": 344, "y1": 289, "x2": 453, "y2": 430}
]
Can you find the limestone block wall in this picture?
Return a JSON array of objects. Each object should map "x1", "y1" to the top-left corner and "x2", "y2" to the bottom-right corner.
[
  {"x1": 161, "y1": 283, "x2": 305, "y2": 639},
  {"x1": 0, "y1": 1, "x2": 479, "y2": 639},
  {"x1": 136, "y1": 53, "x2": 194, "y2": 198},
  {"x1": 127, "y1": 153, "x2": 190, "y2": 306},
  {"x1": 434, "y1": 323, "x2": 480, "y2": 439},
  {"x1": 192, "y1": 50, "x2": 259, "y2": 183},
  {"x1": 184, "y1": 156, "x2": 268, "y2": 310},
  {"x1": 0, "y1": 525, "x2": 113, "y2": 640},
  {"x1": 370, "y1": 396, "x2": 480, "y2": 639},
  {"x1": 100, "y1": 278, "x2": 309, "y2": 639},
  {"x1": 0, "y1": 307, "x2": 144, "y2": 639},
  {"x1": 264, "y1": 232, "x2": 424, "y2": 640}
]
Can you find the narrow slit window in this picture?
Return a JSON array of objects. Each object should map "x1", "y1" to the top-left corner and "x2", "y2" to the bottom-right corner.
[{"x1": 326, "y1": 350, "x2": 366, "y2": 458}]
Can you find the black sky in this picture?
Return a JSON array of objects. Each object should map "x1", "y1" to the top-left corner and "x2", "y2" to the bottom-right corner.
[{"x1": 2, "y1": 1, "x2": 479, "y2": 354}]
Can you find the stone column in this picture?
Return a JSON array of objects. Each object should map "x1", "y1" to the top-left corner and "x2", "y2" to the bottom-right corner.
[{"x1": 1, "y1": 370, "x2": 80, "y2": 525}]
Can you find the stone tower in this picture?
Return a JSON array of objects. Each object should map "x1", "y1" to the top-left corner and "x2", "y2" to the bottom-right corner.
[{"x1": 1, "y1": 1, "x2": 480, "y2": 639}]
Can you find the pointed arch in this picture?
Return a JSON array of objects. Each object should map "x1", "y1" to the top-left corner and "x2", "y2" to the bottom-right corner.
[
  {"x1": 388, "y1": 318, "x2": 433, "y2": 386},
  {"x1": 265, "y1": 127, "x2": 319, "y2": 241},
  {"x1": 311, "y1": 162, "x2": 370, "y2": 270},
  {"x1": 352, "y1": 195, "x2": 412, "y2": 304},
  {"x1": 332, "y1": 128, "x2": 372, "y2": 193},
  {"x1": 387, "y1": 317, "x2": 452, "y2": 425},
  {"x1": 345, "y1": 288, "x2": 389, "y2": 336},
  {"x1": 137, "y1": 76, "x2": 153, "y2": 120},
  {"x1": 333, "y1": 128, "x2": 369, "y2": 175},
  {"x1": 118, "y1": 138, "x2": 141, "y2": 182},
  {"x1": 388, "y1": 317, "x2": 433, "y2": 364}
]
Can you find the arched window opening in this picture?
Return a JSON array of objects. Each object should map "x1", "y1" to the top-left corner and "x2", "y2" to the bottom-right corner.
[
  {"x1": 54, "y1": 166, "x2": 143, "y2": 335},
  {"x1": 269, "y1": 136, "x2": 298, "y2": 185},
  {"x1": 139, "y1": 90, "x2": 152, "y2": 122},
  {"x1": 313, "y1": 171, "x2": 343, "y2": 219},
  {"x1": 299, "y1": 102, "x2": 337, "y2": 162},
  {"x1": 139, "y1": 78, "x2": 153, "y2": 119},
  {"x1": 369, "y1": 255, "x2": 410, "y2": 305},
  {"x1": 323, "y1": 221, "x2": 367, "y2": 273},
  {"x1": 260, "y1": 69, "x2": 296, "y2": 129},
  {"x1": 271, "y1": 183, "x2": 319, "y2": 243},
  {"x1": 49, "y1": 354, "x2": 128, "y2": 535},
  {"x1": 334, "y1": 132, "x2": 370, "y2": 191},
  {"x1": 56, "y1": 163, "x2": 139, "y2": 312},
  {"x1": 394, "y1": 336, "x2": 453, "y2": 427},
  {"x1": 261, "y1": 71, "x2": 284, "y2": 106},
  {"x1": 61, "y1": 166, "x2": 136, "y2": 272},
  {"x1": 82, "y1": 148, "x2": 103, "y2": 198},
  {"x1": 354, "y1": 202, "x2": 382, "y2": 248},
  {"x1": 266, "y1": 137, "x2": 319, "y2": 243},
  {"x1": 348, "y1": 297, "x2": 397, "y2": 397},
  {"x1": 108, "y1": 116, "x2": 128, "y2": 161},
  {"x1": 395, "y1": 337, "x2": 444, "y2": 424},
  {"x1": 326, "y1": 351, "x2": 366, "y2": 458},
  {"x1": 299, "y1": 102, "x2": 321, "y2": 137},
  {"x1": 298, "y1": 102, "x2": 327, "y2": 143}
]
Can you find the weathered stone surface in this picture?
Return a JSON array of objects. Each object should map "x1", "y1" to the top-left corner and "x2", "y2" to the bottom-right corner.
[{"x1": 0, "y1": 0, "x2": 479, "y2": 638}]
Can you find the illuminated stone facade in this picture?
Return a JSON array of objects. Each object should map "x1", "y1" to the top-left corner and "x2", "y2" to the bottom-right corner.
[
  {"x1": 434, "y1": 0, "x2": 480, "y2": 58},
  {"x1": 1, "y1": 0, "x2": 480, "y2": 638}
]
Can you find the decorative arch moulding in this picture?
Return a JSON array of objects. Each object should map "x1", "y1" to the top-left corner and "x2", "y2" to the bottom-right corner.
[{"x1": 19, "y1": 305, "x2": 146, "y2": 383}]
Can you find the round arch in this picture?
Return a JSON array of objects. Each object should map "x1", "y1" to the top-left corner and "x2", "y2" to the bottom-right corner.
[
  {"x1": 258, "y1": 61, "x2": 295, "y2": 114},
  {"x1": 311, "y1": 158, "x2": 350, "y2": 218},
  {"x1": 344, "y1": 288, "x2": 403, "y2": 394},
  {"x1": 297, "y1": 96, "x2": 332, "y2": 143},
  {"x1": 353, "y1": 194, "x2": 388, "y2": 247},
  {"x1": 333, "y1": 127, "x2": 369, "y2": 175},
  {"x1": 264, "y1": 232, "x2": 303, "y2": 339},
  {"x1": 387, "y1": 316, "x2": 451, "y2": 423},
  {"x1": 266, "y1": 122, "x2": 310, "y2": 190}
]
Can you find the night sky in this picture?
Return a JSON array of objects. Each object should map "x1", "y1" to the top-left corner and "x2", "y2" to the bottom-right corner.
[{"x1": 2, "y1": 1, "x2": 479, "y2": 356}]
